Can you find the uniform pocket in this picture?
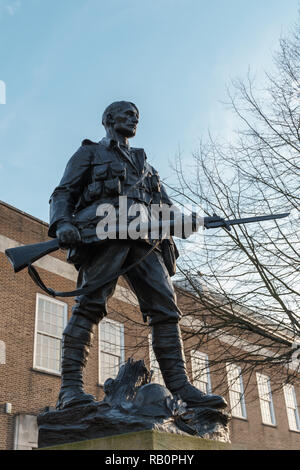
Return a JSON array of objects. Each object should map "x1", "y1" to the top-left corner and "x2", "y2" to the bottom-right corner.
[
  {"x1": 85, "y1": 181, "x2": 103, "y2": 201},
  {"x1": 103, "y1": 177, "x2": 121, "y2": 196},
  {"x1": 93, "y1": 163, "x2": 109, "y2": 180},
  {"x1": 110, "y1": 162, "x2": 126, "y2": 181}
]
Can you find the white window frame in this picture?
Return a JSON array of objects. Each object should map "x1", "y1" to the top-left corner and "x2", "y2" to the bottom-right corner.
[
  {"x1": 0, "y1": 340, "x2": 6, "y2": 364},
  {"x1": 98, "y1": 318, "x2": 125, "y2": 386},
  {"x1": 256, "y1": 373, "x2": 276, "y2": 426},
  {"x1": 148, "y1": 334, "x2": 165, "y2": 386},
  {"x1": 283, "y1": 384, "x2": 300, "y2": 432},
  {"x1": 191, "y1": 351, "x2": 212, "y2": 394},
  {"x1": 226, "y1": 363, "x2": 247, "y2": 419},
  {"x1": 33, "y1": 293, "x2": 68, "y2": 375},
  {"x1": 13, "y1": 414, "x2": 38, "y2": 450}
]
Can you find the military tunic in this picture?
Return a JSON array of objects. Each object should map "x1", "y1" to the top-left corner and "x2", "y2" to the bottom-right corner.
[{"x1": 48, "y1": 138, "x2": 182, "y2": 325}]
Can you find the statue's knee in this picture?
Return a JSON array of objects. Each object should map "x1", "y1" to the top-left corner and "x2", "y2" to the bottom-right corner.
[{"x1": 72, "y1": 298, "x2": 107, "y2": 325}]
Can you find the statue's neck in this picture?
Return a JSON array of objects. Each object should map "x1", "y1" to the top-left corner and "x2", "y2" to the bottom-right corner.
[{"x1": 106, "y1": 129, "x2": 128, "y2": 147}]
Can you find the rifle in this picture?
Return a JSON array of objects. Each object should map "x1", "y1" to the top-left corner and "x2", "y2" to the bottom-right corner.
[
  {"x1": 5, "y1": 212, "x2": 289, "y2": 296},
  {"x1": 203, "y1": 212, "x2": 290, "y2": 230},
  {"x1": 5, "y1": 238, "x2": 60, "y2": 273}
]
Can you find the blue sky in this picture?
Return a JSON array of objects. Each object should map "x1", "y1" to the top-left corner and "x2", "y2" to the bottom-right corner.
[{"x1": 0, "y1": 0, "x2": 299, "y2": 222}]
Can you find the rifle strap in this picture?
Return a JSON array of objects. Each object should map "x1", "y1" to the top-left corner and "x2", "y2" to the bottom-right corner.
[{"x1": 27, "y1": 240, "x2": 160, "y2": 298}]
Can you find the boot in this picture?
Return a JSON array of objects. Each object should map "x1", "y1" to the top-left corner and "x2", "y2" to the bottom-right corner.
[
  {"x1": 56, "y1": 314, "x2": 96, "y2": 410},
  {"x1": 152, "y1": 322, "x2": 227, "y2": 409}
]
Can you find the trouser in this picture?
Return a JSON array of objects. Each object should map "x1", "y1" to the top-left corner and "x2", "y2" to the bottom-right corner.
[
  {"x1": 59, "y1": 240, "x2": 185, "y2": 399},
  {"x1": 72, "y1": 240, "x2": 182, "y2": 325},
  {"x1": 59, "y1": 240, "x2": 228, "y2": 409}
]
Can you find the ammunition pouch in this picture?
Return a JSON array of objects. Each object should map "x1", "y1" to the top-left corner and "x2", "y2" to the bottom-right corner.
[
  {"x1": 161, "y1": 238, "x2": 179, "y2": 277},
  {"x1": 84, "y1": 181, "x2": 103, "y2": 202},
  {"x1": 84, "y1": 161, "x2": 127, "y2": 202},
  {"x1": 103, "y1": 177, "x2": 121, "y2": 197}
]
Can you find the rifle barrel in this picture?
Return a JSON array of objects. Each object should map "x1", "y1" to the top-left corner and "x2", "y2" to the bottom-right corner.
[
  {"x1": 207, "y1": 212, "x2": 290, "y2": 229},
  {"x1": 228, "y1": 212, "x2": 290, "y2": 226}
]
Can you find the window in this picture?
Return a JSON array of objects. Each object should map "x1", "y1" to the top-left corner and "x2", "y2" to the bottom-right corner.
[
  {"x1": 148, "y1": 334, "x2": 165, "y2": 386},
  {"x1": 283, "y1": 384, "x2": 300, "y2": 432},
  {"x1": 14, "y1": 415, "x2": 38, "y2": 450},
  {"x1": 99, "y1": 319, "x2": 124, "y2": 384},
  {"x1": 191, "y1": 351, "x2": 211, "y2": 394},
  {"x1": 33, "y1": 294, "x2": 67, "y2": 374},
  {"x1": 256, "y1": 373, "x2": 276, "y2": 426},
  {"x1": 226, "y1": 363, "x2": 247, "y2": 419},
  {"x1": 0, "y1": 340, "x2": 5, "y2": 364}
]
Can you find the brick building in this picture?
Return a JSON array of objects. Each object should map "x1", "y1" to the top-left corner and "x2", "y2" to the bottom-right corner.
[{"x1": 0, "y1": 200, "x2": 299, "y2": 450}]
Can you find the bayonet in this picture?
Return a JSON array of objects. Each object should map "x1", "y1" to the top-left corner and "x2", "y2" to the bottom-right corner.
[{"x1": 204, "y1": 212, "x2": 290, "y2": 230}]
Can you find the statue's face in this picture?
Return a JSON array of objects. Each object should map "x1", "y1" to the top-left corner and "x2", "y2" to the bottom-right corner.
[{"x1": 112, "y1": 103, "x2": 139, "y2": 138}]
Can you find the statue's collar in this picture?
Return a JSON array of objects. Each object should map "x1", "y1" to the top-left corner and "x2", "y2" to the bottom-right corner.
[{"x1": 99, "y1": 137, "x2": 130, "y2": 150}]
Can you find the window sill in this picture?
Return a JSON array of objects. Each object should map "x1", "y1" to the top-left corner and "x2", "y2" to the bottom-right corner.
[
  {"x1": 288, "y1": 428, "x2": 300, "y2": 434},
  {"x1": 231, "y1": 415, "x2": 248, "y2": 422},
  {"x1": 262, "y1": 422, "x2": 277, "y2": 428},
  {"x1": 31, "y1": 367, "x2": 61, "y2": 378}
]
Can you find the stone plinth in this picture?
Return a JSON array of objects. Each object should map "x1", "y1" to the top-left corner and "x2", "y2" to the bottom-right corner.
[
  {"x1": 37, "y1": 399, "x2": 230, "y2": 448},
  {"x1": 37, "y1": 360, "x2": 230, "y2": 449},
  {"x1": 38, "y1": 430, "x2": 235, "y2": 451}
]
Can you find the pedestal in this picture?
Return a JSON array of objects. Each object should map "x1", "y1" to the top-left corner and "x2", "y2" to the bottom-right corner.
[
  {"x1": 38, "y1": 430, "x2": 236, "y2": 450},
  {"x1": 37, "y1": 360, "x2": 230, "y2": 449}
]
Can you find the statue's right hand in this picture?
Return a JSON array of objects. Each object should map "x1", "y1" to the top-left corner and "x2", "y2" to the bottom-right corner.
[{"x1": 56, "y1": 222, "x2": 81, "y2": 247}]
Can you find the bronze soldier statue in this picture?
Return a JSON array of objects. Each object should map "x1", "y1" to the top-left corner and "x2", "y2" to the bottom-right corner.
[{"x1": 48, "y1": 101, "x2": 227, "y2": 410}]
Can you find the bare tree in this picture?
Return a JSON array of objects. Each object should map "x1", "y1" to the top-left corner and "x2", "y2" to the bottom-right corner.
[
  {"x1": 102, "y1": 19, "x2": 300, "y2": 410},
  {"x1": 163, "y1": 15, "x2": 300, "y2": 394}
]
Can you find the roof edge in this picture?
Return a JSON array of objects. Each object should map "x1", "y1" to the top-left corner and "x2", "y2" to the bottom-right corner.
[{"x1": 0, "y1": 200, "x2": 49, "y2": 227}]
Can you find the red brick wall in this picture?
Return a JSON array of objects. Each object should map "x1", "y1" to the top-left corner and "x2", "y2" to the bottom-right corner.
[
  {"x1": 180, "y1": 310, "x2": 300, "y2": 450},
  {"x1": 0, "y1": 201, "x2": 148, "y2": 449},
  {"x1": 0, "y1": 201, "x2": 299, "y2": 450}
]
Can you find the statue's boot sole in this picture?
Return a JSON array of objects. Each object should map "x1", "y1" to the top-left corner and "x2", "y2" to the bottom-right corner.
[
  {"x1": 184, "y1": 399, "x2": 227, "y2": 409},
  {"x1": 56, "y1": 392, "x2": 95, "y2": 410},
  {"x1": 175, "y1": 394, "x2": 227, "y2": 409}
]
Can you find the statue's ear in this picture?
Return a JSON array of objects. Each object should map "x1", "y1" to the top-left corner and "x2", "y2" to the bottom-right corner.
[{"x1": 106, "y1": 113, "x2": 114, "y2": 126}]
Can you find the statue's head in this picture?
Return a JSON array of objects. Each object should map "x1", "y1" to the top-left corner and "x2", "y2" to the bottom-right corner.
[{"x1": 102, "y1": 101, "x2": 139, "y2": 138}]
